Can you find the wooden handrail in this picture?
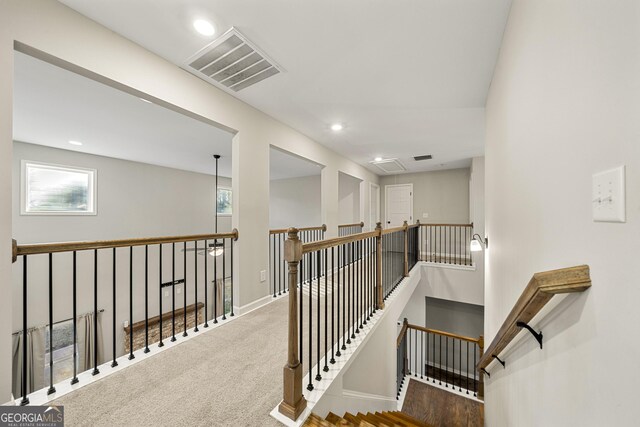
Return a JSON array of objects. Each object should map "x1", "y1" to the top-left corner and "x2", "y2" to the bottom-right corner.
[
  {"x1": 419, "y1": 223, "x2": 473, "y2": 227},
  {"x1": 338, "y1": 221, "x2": 364, "y2": 228},
  {"x1": 407, "y1": 324, "x2": 481, "y2": 344},
  {"x1": 477, "y1": 265, "x2": 591, "y2": 370},
  {"x1": 396, "y1": 319, "x2": 410, "y2": 348},
  {"x1": 13, "y1": 229, "x2": 239, "y2": 257},
  {"x1": 302, "y1": 230, "x2": 379, "y2": 254},
  {"x1": 381, "y1": 225, "x2": 406, "y2": 235},
  {"x1": 270, "y1": 224, "x2": 326, "y2": 235}
]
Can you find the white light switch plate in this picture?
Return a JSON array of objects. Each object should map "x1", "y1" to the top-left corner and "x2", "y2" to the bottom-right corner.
[
  {"x1": 593, "y1": 165, "x2": 626, "y2": 222},
  {"x1": 260, "y1": 270, "x2": 266, "y2": 282}
]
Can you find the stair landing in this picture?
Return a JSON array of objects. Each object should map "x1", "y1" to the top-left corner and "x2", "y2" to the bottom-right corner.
[{"x1": 401, "y1": 379, "x2": 483, "y2": 427}]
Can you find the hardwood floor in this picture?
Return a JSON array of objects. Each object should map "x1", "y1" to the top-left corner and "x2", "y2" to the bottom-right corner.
[{"x1": 402, "y1": 379, "x2": 483, "y2": 427}]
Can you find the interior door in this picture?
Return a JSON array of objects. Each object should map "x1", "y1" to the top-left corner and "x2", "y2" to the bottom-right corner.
[{"x1": 385, "y1": 184, "x2": 412, "y2": 227}]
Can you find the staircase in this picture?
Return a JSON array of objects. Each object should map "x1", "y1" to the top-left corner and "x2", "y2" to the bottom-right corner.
[{"x1": 304, "y1": 411, "x2": 433, "y2": 426}]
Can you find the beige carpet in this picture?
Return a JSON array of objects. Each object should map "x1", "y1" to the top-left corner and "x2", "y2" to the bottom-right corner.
[
  {"x1": 53, "y1": 257, "x2": 377, "y2": 427},
  {"x1": 54, "y1": 297, "x2": 289, "y2": 427}
]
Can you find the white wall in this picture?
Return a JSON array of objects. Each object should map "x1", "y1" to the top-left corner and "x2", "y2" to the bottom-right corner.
[
  {"x1": 0, "y1": 0, "x2": 379, "y2": 401},
  {"x1": 485, "y1": 1, "x2": 640, "y2": 425},
  {"x1": 338, "y1": 172, "x2": 362, "y2": 225},
  {"x1": 269, "y1": 175, "x2": 321, "y2": 229},
  {"x1": 380, "y1": 168, "x2": 470, "y2": 225}
]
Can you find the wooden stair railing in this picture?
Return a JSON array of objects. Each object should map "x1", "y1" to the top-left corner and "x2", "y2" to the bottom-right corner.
[
  {"x1": 397, "y1": 319, "x2": 484, "y2": 399},
  {"x1": 477, "y1": 265, "x2": 591, "y2": 374},
  {"x1": 279, "y1": 221, "x2": 419, "y2": 421},
  {"x1": 338, "y1": 221, "x2": 365, "y2": 237}
]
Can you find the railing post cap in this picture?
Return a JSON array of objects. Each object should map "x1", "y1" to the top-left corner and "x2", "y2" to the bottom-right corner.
[
  {"x1": 359, "y1": 221, "x2": 364, "y2": 227},
  {"x1": 321, "y1": 224, "x2": 327, "y2": 232},
  {"x1": 375, "y1": 222, "x2": 382, "y2": 230},
  {"x1": 287, "y1": 227, "x2": 300, "y2": 239}
]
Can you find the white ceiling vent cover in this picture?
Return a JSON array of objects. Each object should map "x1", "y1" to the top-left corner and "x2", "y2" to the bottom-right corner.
[
  {"x1": 185, "y1": 27, "x2": 282, "y2": 92},
  {"x1": 370, "y1": 158, "x2": 406, "y2": 174}
]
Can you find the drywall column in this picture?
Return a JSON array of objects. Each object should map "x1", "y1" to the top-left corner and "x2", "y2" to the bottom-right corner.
[
  {"x1": 0, "y1": 12, "x2": 14, "y2": 403},
  {"x1": 321, "y1": 165, "x2": 339, "y2": 238},
  {"x1": 232, "y1": 132, "x2": 270, "y2": 309}
]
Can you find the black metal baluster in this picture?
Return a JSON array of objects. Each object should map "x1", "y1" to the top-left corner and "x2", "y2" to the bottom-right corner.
[
  {"x1": 130, "y1": 247, "x2": 136, "y2": 356},
  {"x1": 359, "y1": 239, "x2": 364, "y2": 328},
  {"x1": 171, "y1": 243, "x2": 177, "y2": 340},
  {"x1": 71, "y1": 252, "x2": 79, "y2": 385},
  {"x1": 194, "y1": 241, "x2": 199, "y2": 332},
  {"x1": 330, "y1": 246, "x2": 336, "y2": 364},
  {"x1": 445, "y1": 336, "x2": 449, "y2": 387},
  {"x1": 21, "y1": 256, "x2": 29, "y2": 405},
  {"x1": 414, "y1": 329, "x2": 417, "y2": 376},
  {"x1": 272, "y1": 235, "x2": 276, "y2": 298},
  {"x1": 308, "y1": 252, "x2": 313, "y2": 391},
  {"x1": 432, "y1": 333, "x2": 436, "y2": 383},
  {"x1": 408, "y1": 326, "x2": 411, "y2": 375},
  {"x1": 439, "y1": 335, "x2": 442, "y2": 385},
  {"x1": 159, "y1": 244, "x2": 165, "y2": 346},
  {"x1": 278, "y1": 233, "x2": 282, "y2": 295},
  {"x1": 222, "y1": 239, "x2": 227, "y2": 320},
  {"x1": 466, "y1": 341, "x2": 469, "y2": 394},
  {"x1": 474, "y1": 344, "x2": 477, "y2": 397},
  {"x1": 204, "y1": 240, "x2": 209, "y2": 328},
  {"x1": 420, "y1": 330, "x2": 424, "y2": 379},
  {"x1": 93, "y1": 249, "x2": 100, "y2": 374},
  {"x1": 47, "y1": 253, "x2": 56, "y2": 395},
  {"x1": 426, "y1": 331, "x2": 429, "y2": 381},
  {"x1": 230, "y1": 238, "x2": 235, "y2": 316},
  {"x1": 316, "y1": 250, "x2": 321, "y2": 381},
  {"x1": 352, "y1": 241, "x2": 357, "y2": 337},
  {"x1": 213, "y1": 238, "x2": 218, "y2": 324},
  {"x1": 113, "y1": 247, "x2": 119, "y2": 365},
  {"x1": 459, "y1": 339, "x2": 462, "y2": 391},
  {"x1": 145, "y1": 245, "x2": 151, "y2": 350},
  {"x1": 183, "y1": 242, "x2": 187, "y2": 337},
  {"x1": 341, "y1": 244, "x2": 346, "y2": 351},
  {"x1": 324, "y1": 248, "x2": 328, "y2": 372}
]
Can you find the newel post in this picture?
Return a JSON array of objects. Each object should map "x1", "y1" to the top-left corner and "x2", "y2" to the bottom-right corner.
[
  {"x1": 477, "y1": 335, "x2": 485, "y2": 400},
  {"x1": 403, "y1": 220, "x2": 409, "y2": 277},
  {"x1": 279, "y1": 228, "x2": 307, "y2": 420},
  {"x1": 375, "y1": 222, "x2": 384, "y2": 310}
]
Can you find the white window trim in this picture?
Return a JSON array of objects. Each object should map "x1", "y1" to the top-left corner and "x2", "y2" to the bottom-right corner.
[
  {"x1": 21, "y1": 160, "x2": 98, "y2": 216},
  {"x1": 216, "y1": 186, "x2": 232, "y2": 217}
]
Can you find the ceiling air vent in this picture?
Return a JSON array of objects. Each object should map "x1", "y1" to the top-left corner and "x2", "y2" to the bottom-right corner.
[
  {"x1": 185, "y1": 27, "x2": 282, "y2": 92},
  {"x1": 370, "y1": 158, "x2": 406, "y2": 174},
  {"x1": 414, "y1": 154, "x2": 433, "y2": 161}
]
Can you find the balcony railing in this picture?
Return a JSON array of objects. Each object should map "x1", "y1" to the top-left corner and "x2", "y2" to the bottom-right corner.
[
  {"x1": 11, "y1": 230, "x2": 238, "y2": 405},
  {"x1": 418, "y1": 223, "x2": 474, "y2": 266},
  {"x1": 278, "y1": 221, "x2": 418, "y2": 421},
  {"x1": 269, "y1": 225, "x2": 326, "y2": 297}
]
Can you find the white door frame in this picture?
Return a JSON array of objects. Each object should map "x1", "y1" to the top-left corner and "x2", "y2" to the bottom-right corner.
[
  {"x1": 384, "y1": 183, "x2": 413, "y2": 228},
  {"x1": 369, "y1": 183, "x2": 380, "y2": 231}
]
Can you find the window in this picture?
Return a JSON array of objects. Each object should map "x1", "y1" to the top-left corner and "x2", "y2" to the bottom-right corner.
[
  {"x1": 44, "y1": 319, "x2": 77, "y2": 384},
  {"x1": 22, "y1": 161, "x2": 96, "y2": 215},
  {"x1": 217, "y1": 187, "x2": 232, "y2": 215}
]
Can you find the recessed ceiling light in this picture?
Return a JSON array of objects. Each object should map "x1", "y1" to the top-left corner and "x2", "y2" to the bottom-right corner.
[
  {"x1": 68, "y1": 140, "x2": 83, "y2": 146},
  {"x1": 193, "y1": 19, "x2": 215, "y2": 36},
  {"x1": 330, "y1": 123, "x2": 343, "y2": 131},
  {"x1": 374, "y1": 157, "x2": 383, "y2": 162}
]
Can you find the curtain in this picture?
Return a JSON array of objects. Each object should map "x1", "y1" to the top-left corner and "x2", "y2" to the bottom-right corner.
[
  {"x1": 78, "y1": 312, "x2": 104, "y2": 372},
  {"x1": 12, "y1": 327, "x2": 45, "y2": 399}
]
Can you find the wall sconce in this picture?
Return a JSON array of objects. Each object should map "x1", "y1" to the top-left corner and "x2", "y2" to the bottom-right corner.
[{"x1": 470, "y1": 234, "x2": 488, "y2": 252}]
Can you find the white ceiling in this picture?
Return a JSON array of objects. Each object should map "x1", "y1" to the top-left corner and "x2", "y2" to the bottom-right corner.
[
  {"x1": 58, "y1": 0, "x2": 512, "y2": 174},
  {"x1": 13, "y1": 51, "x2": 235, "y2": 177},
  {"x1": 14, "y1": 51, "x2": 321, "y2": 180}
]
